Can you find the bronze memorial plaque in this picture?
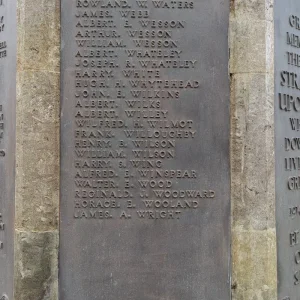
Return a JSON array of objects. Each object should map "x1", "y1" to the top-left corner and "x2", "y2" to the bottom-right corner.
[
  {"x1": 0, "y1": 0, "x2": 16, "y2": 298},
  {"x1": 60, "y1": 0, "x2": 230, "y2": 299},
  {"x1": 275, "y1": 1, "x2": 300, "y2": 299}
]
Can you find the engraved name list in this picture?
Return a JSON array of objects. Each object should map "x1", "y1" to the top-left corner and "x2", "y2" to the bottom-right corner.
[{"x1": 72, "y1": 0, "x2": 211, "y2": 221}]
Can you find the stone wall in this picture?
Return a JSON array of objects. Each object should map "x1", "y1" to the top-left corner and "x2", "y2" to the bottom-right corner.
[
  {"x1": 230, "y1": 0, "x2": 277, "y2": 299},
  {"x1": 11, "y1": 0, "x2": 278, "y2": 299},
  {"x1": 14, "y1": 0, "x2": 60, "y2": 299}
]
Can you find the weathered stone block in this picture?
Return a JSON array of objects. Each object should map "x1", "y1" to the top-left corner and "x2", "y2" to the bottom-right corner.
[
  {"x1": 231, "y1": 229, "x2": 277, "y2": 300},
  {"x1": 16, "y1": 70, "x2": 59, "y2": 231},
  {"x1": 231, "y1": 0, "x2": 273, "y2": 22},
  {"x1": 17, "y1": 0, "x2": 59, "y2": 72},
  {"x1": 231, "y1": 73, "x2": 275, "y2": 231},
  {"x1": 14, "y1": 230, "x2": 58, "y2": 300},
  {"x1": 230, "y1": 19, "x2": 269, "y2": 74}
]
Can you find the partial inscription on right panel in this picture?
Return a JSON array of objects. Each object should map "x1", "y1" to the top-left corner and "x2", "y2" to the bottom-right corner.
[{"x1": 275, "y1": 1, "x2": 300, "y2": 299}]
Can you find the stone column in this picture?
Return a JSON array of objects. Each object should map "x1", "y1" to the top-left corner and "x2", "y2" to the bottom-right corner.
[
  {"x1": 14, "y1": 0, "x2": 60, "y2": 299},
  {"x1": 230, "y1": 0, "x2": 277, "y2": 299}
]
